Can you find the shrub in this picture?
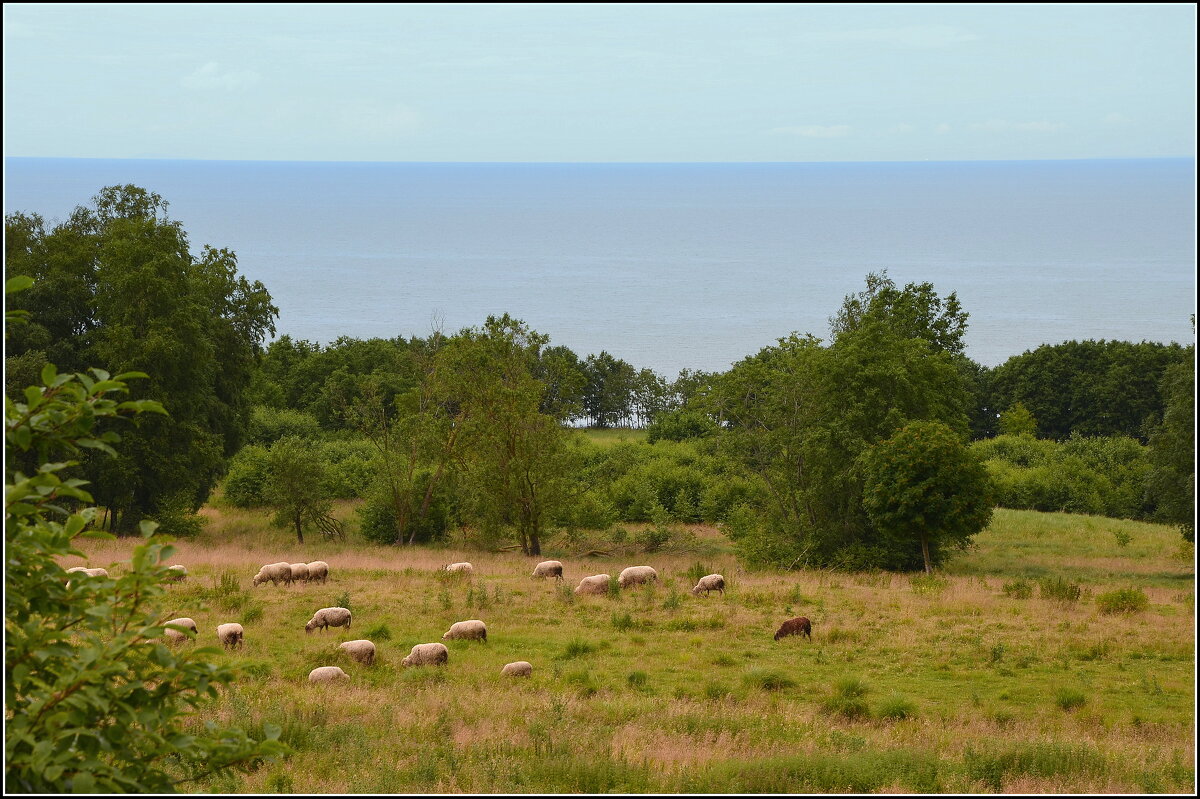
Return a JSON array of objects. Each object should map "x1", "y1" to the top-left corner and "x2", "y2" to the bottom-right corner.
[
  {"x1": 222, "y1": 444, "x2": 272, "y2": 507},
  {"x1": 645, "y1": 409, "x2": 719, "y2": 443},
  {"x1": 1039, "y1": 576, "x2": 1082, "y2": 603},
  {"x1": 1096, "y1": 587, "x2": 1149, "y2": 614},
  {"x1": 1002, "y1": 578, "x2": 1033, "y2": 599}
]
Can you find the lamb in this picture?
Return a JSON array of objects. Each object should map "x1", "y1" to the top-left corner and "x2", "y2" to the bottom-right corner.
[
  {"x1": 216, "y1": 622, "x2": 244, "y2": 650},
  {"x1": 574, "y1": 574, "x2": 611, "y2": 596},
  {"x1": 444, "y1": 562, "x2": 474, "y2": 575},
  {"x1": 618, "y1": 565, "x2": 658, "y2": 589},
  {"x1": 501, "y1": 661, "x2": 533, "y2": 677},
  {"x1": 305, "y1": 607, "x2": 352, "y2": 634},
  {"x1": 401, "y1": 642, "x2": 449, "y2": 667},
  {"x1": 165, "y1": 564, "x2": 187, "y2": 582},
  {"x1": 306, "y1": 561, "x2": 330, "y2": 584},
  {"x1": 163, "y1": 617, "x2": 198, "y2": 643},
  {"x1": 288, "y1": 562, "x2": 310, "y2": 583},
  {"x1": 308, "y1": 666, "x2": 349, "y2": 683},
  {"x1": 252, "y1": 562, "x2": 293, "y2": 587},
  {"x1": 773, "y1": 616, "x2": 812, "y2": 641},
  {"x1": 338, "y1": 639, "x2": 376, "y2": 666},
  {"x1": 691, "y1": 574, "x2": 725, "y2": 596},
  {"x1": 442, "y1": 619, "x2": 487, "y2": 642},
  {"x1": 531, "y1": 560, "x2": 564, "y2": 581}
]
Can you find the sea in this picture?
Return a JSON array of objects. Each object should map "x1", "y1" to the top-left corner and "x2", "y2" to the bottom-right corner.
[{"x1": 4, "y1": 157, "x2": 1195, "y2": 378}]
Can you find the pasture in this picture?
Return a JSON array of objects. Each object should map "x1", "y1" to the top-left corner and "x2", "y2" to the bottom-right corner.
[{"x1": 64, "y1": 507, "x2": 1195, "y2": 793}]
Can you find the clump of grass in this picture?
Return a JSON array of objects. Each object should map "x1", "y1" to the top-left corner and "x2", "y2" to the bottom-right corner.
[
  {"x1": 821, "y1": 676, "x2": 871, "y2": 719},
  {"x1": 823, "y1": 627, "x2": 858, "y2": 644},
  {"x1": 989, "y1": 642, "x2": 1006, "y2": 663},
  {"x1": 334, "y1": 590, "x2": 352, "y2": 611},
  {"x1": 212, "y1": 570, "x2": 242, "y2": 598},
  {"x1": 711, "y1": 654, "x2": 736, "y2": 667},
  {"x1": 266, "y1": 769, "x2": 294, "y2": 793},
  {"x1": 1039, "y1": 576, "x2": 1081, "y2": 603},
  {"x1": 556, "y1": 583, "x2": 575, "y2": 605},
  {"x1": 743, "y1": 668, "x2": 796, "y2": 693},
  {"x1": 235, "y1": 659, "x2": 274, "y2": 680},
  {"x1": 606, "y1": 575, "x2": 622, "y2": 599},
  {"x1": 910, "y1": 574, "x2": 948, "y2": 595},
  {"x1": 1002, "y1": 578, "x2": 1033, "y2": 599},
  {"x1": 703, "y1": 681, "x2": 731, "y2": 701},
  {"x1": 365, "y1": 622, "x2": 392, "y2": 641},
  {"x1": 611, "y1": 611, "x2": 634, "y2": 631},
  {"x1": 626, "y1": 671, "x2": 648, "y2": 689},
  {"x1": 566, "y1": 669, "x2": 599, "y2": 697},
  {"x1": 438, "y1": 588, "x2": 453, "y2": 610},
  {"x1": 1112, "y1": 530, "x2": 1133, "y2": 547},
  {"x1": 558, "y1": 638, "x2": 597, "y2": 660},
  {"x1": 1096, "y1": 587, "x2": 1149, "y2": 614},
  {"x1": 963, "y1": 741, "x2": 1107, "y2": 791},
  {"x1": 876, "y1": 693, "x2": 916, "y2": 720},
  {"x1": 666, "y1": 618, "x2": 697, "y2": 632},
  {"x1": 661, "y1": 588, "x2": 683, "y2": 611},
  {"x1": 239, "y1": 602, "x2": 264, "y2": 625},
  {"x1": 1054, "y1": 687, "x2": 1087, "y2": 711}
]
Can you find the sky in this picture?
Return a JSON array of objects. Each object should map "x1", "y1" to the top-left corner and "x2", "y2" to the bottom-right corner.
[{"x1": 3, "y1": 3, "x2": 1196, "y2": 162}]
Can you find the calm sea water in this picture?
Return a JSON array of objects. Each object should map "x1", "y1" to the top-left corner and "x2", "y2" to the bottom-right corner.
[{"x1": 4, "y1": 158, "x2": 1195, "y2": 377}]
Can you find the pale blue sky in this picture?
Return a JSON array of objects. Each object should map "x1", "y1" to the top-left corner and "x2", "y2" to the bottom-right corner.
[{"x1": 3, "y1": 3, "x2": 1196, "y2": 161}]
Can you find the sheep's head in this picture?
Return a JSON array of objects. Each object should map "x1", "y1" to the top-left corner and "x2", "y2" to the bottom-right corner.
[
  {"x1": 692, "y1": 585, "x2": 703, "y2": 596},
  {"x1": 305, "y1": 620, "x2": 316, "y2": 634}
]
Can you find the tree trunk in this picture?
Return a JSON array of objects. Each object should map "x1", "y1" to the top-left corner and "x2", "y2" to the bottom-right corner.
[
  {"x1": 295, "y1": 513, "x2": 304, "y2": 545},
  {"x1": 921, "y1": 535, "x2": 931, "y2": 573}
]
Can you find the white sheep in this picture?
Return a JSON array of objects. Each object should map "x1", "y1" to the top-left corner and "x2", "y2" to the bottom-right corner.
[
  {"x1": 618, "y1": 566, "x2": 658, "y2": 589},
  {"x1": 165, "y1": 564, "x2": 188, "y2": 582},
  {"x1": 288, "y1": 562, "x2": 310, "y2": 583},
  {"x1": 216, "y1": 622, "x2": 244, "y2": 650},
  {"x1": 306, "y1": 561, "x2": 330, "y2": 584},
  {"x1": 65, "y1": 566, "x2": 109, "y2": 587},
  {"x1": 501, "y1": 661, "x2": 533, "y2": 677},
  {"x1": 252, "y1": 562, "x2": 293, "y2": 587},
  {"x1": 574, "y1": 574, "x2": 611, "y2": 596},
  {"x1": 308, "y1": 666, "x2": 349, "y2": 683},
  {"x1": 444, "y1": 562, "x2": 474, "y2": 576},
  {"x1": 691, "y1": 574, "x2": 726, "y2": 596},
  {"x1": 305, "y1": 607, "x2": 352, "y2": 634},
  {"x1": 531, "y1": 561, "x2": 564, "y2": 581},
  {"x1": 442, "y1": 619, "x2": 487, "y2": 642},
  {"x1": 338, "y1": 639, "x2": 376, "y2": 665},
  {"x1": 163, "y1": 617, "x2": 198, "y2": 643},
  {"x1": 401, "y1": 642, "x2": 449, "y2": 667}
]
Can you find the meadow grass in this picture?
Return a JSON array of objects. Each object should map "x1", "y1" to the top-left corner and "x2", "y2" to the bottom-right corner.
[
  {"x1": 66, "y1": 506, "x2": 1194, "y2": 793},
  {"x1": 579, "y1": 427, "x2": 649, "y2": 447}
]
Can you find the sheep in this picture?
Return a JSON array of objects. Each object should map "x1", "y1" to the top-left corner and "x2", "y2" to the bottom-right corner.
[
  {"x1": 305, "y1": 607, "x2": 352, "y2": 634},
  {"x1": 442, "y1": 619, "x2": 487, "y2": 642},
  {"x1": 308, "y1": 666, "x2": 349, "y2": 683},
  {"x1": 531, "y1": 560, "x2": 564, "y2": 581},
  {"x1": 338, "y1": 639, "x2": 376, "y2": 666},
  {"x1": 574, "y1": 574, "x2": 611, "y2": 596},
  {"x1": 444, "y1": 562, "x2": 474, "y2": 575},
  {"x1": 252, "y1": 562, "x2": 293, "y2": 587},
  {"x1": 288, "y1": 562, "x2": 310, "y2": 584},
  {"x1": 401, "y1": 642, "x2": 449, "y2": 667},
  {"x1": 307, "y1": 561, "x2": 330, "y2": 584},
  {"x1": 618, "y1": 565, "x2": 658, "y2": 589},
  {"x1": 163, "y1": 617, "x2": 198, "y2": 643},
  {"x1": 216, "y1": 622, "x2": 244, "y2": 650},
  {"x1": 691, "y1": 574, "x2": 725, "y2": 597},
  {"x1": 165, "y1": 564, "x2": 187, "y2": 582},
  {"x1": 501, "y1": 661, "x2": 533, "y2": 678},
  {"x1": 773, "y1": 616, "x2": 812, "y2": 641},
  {"x1": 65, "y1": 566, "x2": 108, "y2": 586}
]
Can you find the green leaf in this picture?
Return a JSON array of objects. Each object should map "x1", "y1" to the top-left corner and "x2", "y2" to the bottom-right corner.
[
  {"x1": 6, "y1": 274, "x2": 34, "y2": 293},
  {"x1": 40, "y1": 362, "x2": 58, "y2": 388}
]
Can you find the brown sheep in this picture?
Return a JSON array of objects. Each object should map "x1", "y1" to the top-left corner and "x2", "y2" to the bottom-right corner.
[{"x1": 773, "y1": 616, "x2": 812, "y2": 641}]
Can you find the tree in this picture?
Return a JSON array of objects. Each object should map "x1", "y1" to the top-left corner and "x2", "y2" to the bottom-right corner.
[
  {"x1": 262, "y1": 436, "x2": 344, "y2": 544},
  {"x1": 4, "y1": 186, "x2": 278, "y2": 533},
  {"x1": 1145, "y1": 338, "x2": 1195, "y2": 542},
  {"x1": 5, "y1": 278, "x2": 285, "y2": 791},
  {"x1": 861, "y1": 421, "x2": 995, "y2": 573},
  {"x1": 583, "y1": 351, "x2": 636, "y2": 428},
  {"x1": 998, "y1": 402, "x2": 1038, "y2": 437}
]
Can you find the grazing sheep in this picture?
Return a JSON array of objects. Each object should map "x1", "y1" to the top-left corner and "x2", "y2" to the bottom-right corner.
[
  {"x1": 308, "y1": 666, "x2": 349, "y2": 683},
  {"x1": 501, "y1": 661, "x2": 533, "y2": 677},
  {"x1": 288, "y1": 562, "x2": 310, "y2": 583},
  {"x1": 574, "y1": 574, "x2": 611, "y2": 596},
  {"x1": 401, "y1": 642, "x2": 449, "y2": 667},
  {"x1": 442, "y1": 619, "x2": 487, "y2": 642},
  {"x1": 338, "y1": 639, "x2": 376, "y2": 666},
  {"x1": 444, "y1": 562, "x2": 474, "y2": 575},
  {"x1": 531, "y1": 560, "x2": 564, "y2": 581},
  {"x1": 252, "y1": 562, "x2": 293, "y2": 587},
  {"x1": 773, "y1": 616, "x2": 812, "y2": 641},
  {"x1": 305, "y1": 607, "x2": 352, "y2": 634},
  {"x1": 307, "y1": 561, "x2": 330, "y2": 584},
  {"x1": 216, "y1": 622, "x2": 244, "y2": 650},
  {"x1": 163, "y1": 617, "x2": 198, "y2": 643},
  {"x1": 165, "y1": 564, "x2": 187, "y2": 582},
  {"x1": 691, "y1": 574, "x2": 725, "y2": 596},
  {"x1": 65, "y1": 566, "x2": 109, "y2": 586},
  {"x1": 618, "y1": 565, "x2": 659, "y2": 589}
]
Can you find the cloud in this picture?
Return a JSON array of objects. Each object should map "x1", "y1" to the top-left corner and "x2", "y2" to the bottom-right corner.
[
  {"x1": 803, "y1": 25, "x2": 979, "y2": 48},
  {"x1": 181, "y1": 62, "x2": 262, "y2": 91},
  {"x1": 767, "y1": 124, "x2": 852, "y2": 138},
  {"x1": 969, "y1": 119, "x2": 1066, "y2": 133}
]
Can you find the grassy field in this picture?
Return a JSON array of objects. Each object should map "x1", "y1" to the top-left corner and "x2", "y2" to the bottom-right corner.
[
  {"x1": 580, "y1": 427, "x2": 649, "y2": 447},
  {"x1": 65, "y1": 506, "x2": 1195, "y2": 793}
]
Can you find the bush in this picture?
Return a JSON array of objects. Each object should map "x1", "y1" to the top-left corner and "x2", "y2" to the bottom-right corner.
[
  {"x1": 222, "y1": 445, "x2": 271, "y2": 507},
  {"x1": 1039, "y1": 576, "x2": 1082, "y2": 603},
  {"x1": 247, "y1": 405, "x2": 322, "y2": 445},
  {"x1": 1096, "y1": 587, "x2": 1149, "y2": 614},
  {"x1": 1002, "y1": 579, "x2": 1033, "y2": 599},
  {"x1": 645, "y1": 409, "x2": 719, "y2": 443}
]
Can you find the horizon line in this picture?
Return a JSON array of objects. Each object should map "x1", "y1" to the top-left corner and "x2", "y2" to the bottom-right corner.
[{"x1": 4, "y1": 155, "x2": 1196, "y2": 166}]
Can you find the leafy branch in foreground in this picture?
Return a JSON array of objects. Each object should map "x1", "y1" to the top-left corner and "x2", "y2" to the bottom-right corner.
[{"x1": 5, "y1": 282, "x2": 285, "y2": 792}]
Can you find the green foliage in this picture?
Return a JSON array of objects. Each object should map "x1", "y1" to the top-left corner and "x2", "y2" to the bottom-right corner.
[
  {"x1": 1054, "y1": 687, "x2": 1087, "y2": 711},
  {"x1": 263, "y1": 436, "x2": 341, "y2": 544},
  {"x1": 1001, "y1": 579, "x2": 1033, "y2": 599},
  {"x1": 743, "y1": 669, "x2": 796, "y2": 693},
  {"x1": 963, "y1": 742, "x2": 1108, "y2": 791},
  {"x1": 222, "y1": 445, "x2": 271, "y2": 507},
  {"x1": 862, "y1": 420, "x2": 994, "y2": 572},
  {"x1": 1096, "y1": 587, "x2": 1149, "y2": 614},
  {"x1": 646, "y1": 409, "x2": 719, "y2": 443},
  {"x1": 1039, "y1": 575, "x2": 1082, "y2": 603},
  {"x1": 246, "y1": 405, "x2": 321, "y2": 445},
  {"x1": 876, "y1": 694, "x2": 917, "y2": 721},
  {"x1": 1144, "y1": 346, "x2": 1195, "y2": 541},
  {"x1": 997, "y1": 402, "x2": 1038, "y2": 437},
  {"x1": 4, "y1": 327, "x2": 284, "y2": 791},
  {"x1": 558, "y1": 639, "x2": 597, "y2": 660},
  {"x1": 821, "y1": 677, "x2": 871, "y2": 719}
]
